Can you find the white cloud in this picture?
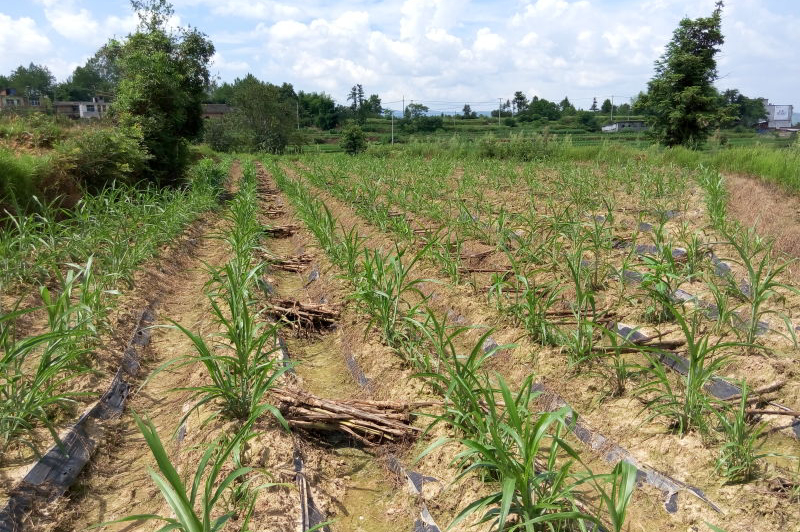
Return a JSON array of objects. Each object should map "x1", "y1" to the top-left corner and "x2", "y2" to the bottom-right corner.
[
  {"x1": 8, "y1": 0, "x2": 799, "y2": 109},
  {"x1": 210, "y1": 52, "x2": 250, "y2": 73},
  {"x1": 0, "y1": 13, "x2": 52, "y2": 72},
  {"x1": 210, "y1": 0, "x2": 301, "y2": 20},
  {"x1": 44, "y1": 7, "x2": 100, "y2": 43}
]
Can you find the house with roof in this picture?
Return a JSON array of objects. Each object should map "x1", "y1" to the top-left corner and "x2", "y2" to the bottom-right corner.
[
  {"x1": 53, "y1": 97, "x2": 110, "y2": 119},
  {"x1": 201, "y1": 103, "x2": 233, "y2": 119},
  {"x1": 601, "y1": 120, "x2": 647, "y2": 133}
]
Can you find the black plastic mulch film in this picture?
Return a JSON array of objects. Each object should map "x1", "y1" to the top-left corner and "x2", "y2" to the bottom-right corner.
[{"x1": 0, "y1": 303, "x2": 158, "y2": 532}]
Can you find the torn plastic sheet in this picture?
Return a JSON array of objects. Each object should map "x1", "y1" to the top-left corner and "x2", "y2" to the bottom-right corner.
[
  {"x1": 531, "y1": 382, "x2": 721, "y2": 514},
  {"x1": 277, "y1": 333, "x2": 295, "y2": 374},
  {"x1": 413, "y1": 506, "x2": 442, "y2": 532},
  {"x1": 294, "y1": 450, "x2": 331, "y2": 532},
  {"x1": 613, "y1": 322, "x2": 800, "y2": 439},
  {"x1": 0, "y1": 303, "x2": 158, "y2": 531},
  {"x1": 388, "y1": 455, "x2": 440, "y2": 497},
  {"x1": 343, "y1": 349, "x2": 372, "y2": 390}
]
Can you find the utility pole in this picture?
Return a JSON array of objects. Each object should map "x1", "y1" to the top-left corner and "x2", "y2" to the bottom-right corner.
[
  {"x1": 498, "y1": 98, "x2": 502, "y2": 126},
  {"x1": 402, "y1": 95, "x2": 405, "y2": 117},
  {"x1": 391, "y1": 111, "x2": 394, "y2": 144},
  {"x1": 610, "y1": 95, "x2": 614, "y2": 123},
  {"x1": 296, "y1": 99, "x2": 300, "y2": 130}
]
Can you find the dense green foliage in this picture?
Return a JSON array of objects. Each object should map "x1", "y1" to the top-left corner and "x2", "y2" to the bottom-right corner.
[
  {"x1": 53, "y1": 47, "x2": 119, "y2": 102},
  {"x1": 637, "y1": 2, "x2": 726, "y2": 147},
  {"x1": 721, "y1": 89, "x2": 767, "y2": 128},
  {"x1": 113, "y1": 0, "x2": 214, "y2": 184},
  {"x1": 0, "y1": 114, "x2": 154, "y2": 209},
  {"x1": 55, "y1": 126, "x2": 149, "y2": 192},
  {"x1": 0, "y1": 148, "x2": 56, "y2": 211},
  {"x1": 0, "y1": 63, "x2": 55, "y2": 100},
  {"x1": 341, "y1": 123, "x2": 367, "y2": 155},
  {"x1": 203, "y1": 75, "x2": 296, "y2": 153}
]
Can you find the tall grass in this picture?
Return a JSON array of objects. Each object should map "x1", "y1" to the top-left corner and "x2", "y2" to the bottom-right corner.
[
  {"x1": 1, "y1": 157, "x2": 229, "y2": 290},
  {"x1": 0, "y1": 147, "x2": 55, "y2": 212},
  {"x1": 0, "y1": 266, "x2": 96, "y2": 454},
  {"x1": 373, "y1": 136, "x2": 800, "y2": 194},
  {"x1": 714, "y1": 382, "x2": 772, "y2": 483}
]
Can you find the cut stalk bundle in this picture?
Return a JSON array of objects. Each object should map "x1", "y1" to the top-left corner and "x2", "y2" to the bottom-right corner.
[
  {"x1": 262, "y1": 207, "x2": 286, "y2": 219},
  {"x1": 263, "y1": 224, "x2": 299, "y2": 238},
  {"x1": 272, "y1": 387, "x2": 431, "y2": 446},
  {"x1": 268, "y1": 254, "x2": 312, "y2": 272},
  {"x1": 266, "y1": 298, "x2": 340, "y2": 332}
]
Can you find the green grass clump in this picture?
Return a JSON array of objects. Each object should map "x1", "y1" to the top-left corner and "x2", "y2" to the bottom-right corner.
[{"x1": 0, "y1": 147, "x2": 54, "y2": 211}]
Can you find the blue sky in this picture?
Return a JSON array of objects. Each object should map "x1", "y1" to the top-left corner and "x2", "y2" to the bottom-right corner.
[{"x1": 2, "y1": 0, "x2": 797, "y2": 112}]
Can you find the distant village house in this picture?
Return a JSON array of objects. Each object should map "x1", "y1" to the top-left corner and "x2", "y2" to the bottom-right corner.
[
  {"x1": 757, "y1": 99, "x2": 793, "y2": 130},
  {"x1": 0, "y1": 88, "x2": 43, "y2": 109},
  {"x1": 201, "y1": 103, "x2": 232, "y2": 119},
  {"x1": 53, "y1": 97, "x2": 110, "y2": 119},
  {"x1": 601, "y1": 120, "x2": 647, "y2": 133}
]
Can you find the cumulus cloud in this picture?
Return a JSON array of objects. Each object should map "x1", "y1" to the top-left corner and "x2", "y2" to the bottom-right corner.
[
  {"x1": 7, "y1": 0, "x2": 799, "y2": 108},
  {"x1": 0, "y1": 13, "x2": 52, "y2": 72}
]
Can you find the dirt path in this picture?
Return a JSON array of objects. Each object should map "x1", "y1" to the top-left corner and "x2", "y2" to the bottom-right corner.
[{"x1": 255, "y1": 163, "x2": 428, "y2": 532}]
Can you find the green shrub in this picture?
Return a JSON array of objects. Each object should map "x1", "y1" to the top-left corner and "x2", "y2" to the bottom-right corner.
[
  {"x1": 341, "y1": 123, "x2": 367, "y2": 155},
  {"x1": 0, "y1": 147, "x2": 55, "y2": 212},
  {"x1": 55, "y1": 125, "x2": 149, "y2": 191},
  {"x1": 0, "y1": 114, "x2": 68, "y2": 148}
]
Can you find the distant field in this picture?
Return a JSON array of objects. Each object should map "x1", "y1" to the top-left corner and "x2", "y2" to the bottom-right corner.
[{"x1": 302, "y1": 116, "x2": 794, "y2": 153}]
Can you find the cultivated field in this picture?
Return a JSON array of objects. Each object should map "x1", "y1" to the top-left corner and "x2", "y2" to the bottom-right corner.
[{"x1": 1, "y1": 151, "x2": 799, "y2": 532}]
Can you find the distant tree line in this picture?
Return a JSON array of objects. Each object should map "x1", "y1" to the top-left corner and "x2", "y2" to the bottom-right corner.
[{"x1": 0, "y1": 0, "x2": 772, "y2": 164}]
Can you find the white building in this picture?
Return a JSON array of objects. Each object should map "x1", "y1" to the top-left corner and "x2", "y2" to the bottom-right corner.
[
  {"x1": 53, "y1": 97, "x2": 110, "y2": 119},
  {"x1": 601, "y1": 120, "x2": 647, "y2": 133},
  {"x1": 762, "y1": 100, "x2": 793, "y2": 129}
]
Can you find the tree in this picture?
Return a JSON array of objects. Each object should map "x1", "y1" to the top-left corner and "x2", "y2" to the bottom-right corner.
[
  {"x1": 721, "y1": 89, "x2": 766, "y2": 127},
  {"x1": 636, "y1": 1, "x2": 726, "y2": 147},
  {"x1": 405, "y1": 102, "x2": 428, "y2": 119},
  {"x1": 346, "y1": 84, "x2": 370, "y2": 124},
  {"x1": 356, "y1": 84, "x2": 365, "y2": 108},
  {"x1": 228, "y1": 74, "x2": 295, "y2": 153},
  {"x1": 8, "y1": 63, "x2": 55, "y2": 98},
  {"x1": 559, "y1": 96, "x2": 576, "y2": 115},
  {"x1": 601, "y1": 98, "x2": 613, "y2": 114},
  {"x1": 54, "y1": 51, "x2": 118, "y2": 102},
  {"x1": 462, "y1": 104, "x2": 476, "y2": 119},
  {"x1": 589, "y1": 97, "x2": 598, "y2": 112},
  {"x1": 577, "y1": 111, "x2": 600, "y2": 132},
  {"x1": 617, "y1": 103, "x2": 632, "y2": 116},
  {"x1": 298, "y1": 90, "x2": 340, "y2": 130},
  {"x1": 365, "y1": 94, "x2": 382, "y2": 116},
  {"x1": 207, "y1": 81, "x2": 235, "y2": 104},
  {"x1": 518, "y1": 97, "x2": 561, "y2": 122},
  {"x1": 114, "y1": 0, "x2": 215, "y2": 184},
  {"x1": 512, "y1": 91, "x2": 528, "y2": 115},
  {"x1": 347, "y1": 85, "x2": 358, "y2": 111},
  {"x1": 341, "y1": 123, "x2": 366, "y2": 155}
]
